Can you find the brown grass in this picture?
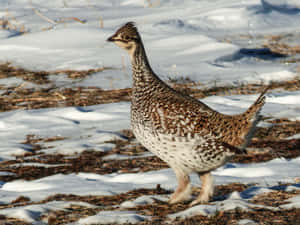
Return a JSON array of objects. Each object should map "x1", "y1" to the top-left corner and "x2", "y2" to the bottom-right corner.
[
  {"x1": 263, "y1": 34, "x2": 300, "y2": 56},
  {"x1": 1, "y1": 63, "x2": 300, "y2": 112},
  {"x1": 0, "y1": 11, "x2": 27, "y2": 34},
  {"x1": 251, "y1": 189, "x2": 300, "y2": 207},
  {"x1": 1, "y1": 117, "x2": 299, "y2": 183},
  {"x1": 1, "y1": 183, "x2": 299, "y2": 225},
  {"x1": 0, "y1": 62, "x2": 112, "y2": 84},
  {"x1": 0, "y1": 127, "x2": 299, "y2": 224}
]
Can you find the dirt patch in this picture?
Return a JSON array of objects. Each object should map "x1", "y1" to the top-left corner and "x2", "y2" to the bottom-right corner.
[
  {"x1": 1, "y1": 62, "x2": 300, "y2": 112},
  {"x1": 1, "y1": 137, "x2": 298, "y2": 182},
  {"x1": 234, "y1": 138, "x2": 300, "y2": 163},
  {"x1": 0, "y1": 216, "x2": 31, "y2": 225},
  {"x1": 0, "y1": 86, "x2": 132, "y2": 112},
  {"x1": 0, "y1": 121, "x2": 299, "y2": 182},
  {"x1": 169, "y1": 208, "x2": 300, "y2": 225},
  {"x1": 2, "y1": 183, "x2": 297, "y2": 225},
  {"x1": 0, "y1": 62, "x2": 111, "y2": 84},
  {"x1": 263, "y1": 34, "x2": 300, "y2": 56},
  {"x1": 251, "y1": 189, "x2": 300, "y2": 207},
  {"x1": 255, "y1": 119, "x2": 300, "y2": 140},
  {"x1": 1, "y1": 78, "x2": 300, "y2": 112},
  {"x1": 0, "y1": 183, "x2": 251, "y2": 225}
]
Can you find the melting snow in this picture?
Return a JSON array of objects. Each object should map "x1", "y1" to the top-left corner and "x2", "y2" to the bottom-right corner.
[{"x1": 0, "y1": 0, "x2": 300, "y2": 224}]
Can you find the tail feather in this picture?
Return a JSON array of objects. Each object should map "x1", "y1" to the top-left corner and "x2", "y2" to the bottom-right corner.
[
  {"x1": 240, "y1": 87, "x2": 269, "y2": 149},
  {"x1": 244, "y1": 86, "x2": 269, "y2": 119}
]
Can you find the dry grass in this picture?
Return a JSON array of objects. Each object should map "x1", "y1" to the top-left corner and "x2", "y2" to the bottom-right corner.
[
  {"x1": 0, "y1": 62, "x2": 300, "y2": 112},
  {"x1": 1, "y1": 183, "x2": 299, "y2": 225},
  {"x1": 1, "y1": 117, "x2": 299, "y2": 183},
  {"x1": 251, "y1": 189, "x2": 300, "y2": 207},
  {"x1": 0, "y1": 34, "x2": 299, "y2": 223},
  {"x1": 0, "y1": 123, "x2": 299, "y2": 224},
  {"x1": 0, "y1": 62, "x2": 112, "y2": 84},
  {"x1": 0, "y1": 86, "x2": 132, "y2": 112},
  {"x1": 0, "y1": 11, "x2": 27, "y2": 34},
  {"x1": 223, "y1": 32, "x2": 300, "y2": 65},
  {"x1": 263, "y1": 34, "x2": 300, "y2": 56}
]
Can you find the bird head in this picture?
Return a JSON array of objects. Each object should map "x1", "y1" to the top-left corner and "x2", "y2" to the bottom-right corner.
[{"x1": 107, "y1": 22, "x2": 141, "y2": 55}]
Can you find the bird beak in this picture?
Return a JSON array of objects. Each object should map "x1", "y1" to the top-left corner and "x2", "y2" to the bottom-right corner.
[{"x1": 107, "y1": 35, "x2": 115, "y2": 42}]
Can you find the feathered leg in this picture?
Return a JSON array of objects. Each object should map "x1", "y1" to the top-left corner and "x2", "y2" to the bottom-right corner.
[
  {"x1": 190, "y1": 172, "x2": 214, "y2": 206},
  {"x1": 169, "y1": 169, "x2": 191, "y2": 204}
]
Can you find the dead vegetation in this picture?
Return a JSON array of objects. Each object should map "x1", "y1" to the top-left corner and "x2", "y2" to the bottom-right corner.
[
  {"x1": 0, "y1": 5, "x2": 90, "y2": 37},
  {"x1": 1, "y1": 136, "x2": 299, "y2": 182},
  {"x1": 223, "y1": 32, "x2": 300, "y2": 65},
  {"x1": 0, "y1": 116, "x2": 299, "y2": 183},
  {"x1": 0, "y1": 11, "x2": 27, "y2": 34},
  {"x1": 0, "y1": 33, "x2": 299, "y2": 224},
  {"x1": 251, "y1": 189, "x2": 300, "y2": 207},
  {"x1": 171, "y1": 208, "x2": 300, "y2": 225},
  {"x1": 0, "y1": 124, "x2": 299, "y2": 224},
  {"x1": 0, "y1": 109, "x2": 298, "y2": 224},
  {"x1": 1, "y1": 7, "x2": 300, "y2": 225},
  {"x1": 0, "y1": 86, "x2": 131, "y2": 111},
  {"x1": 1, "y1": 183, "x2": 299, "y2": 225},
  {"x1": 0, "y1": 62, "x2": 111, "y2": 84},
  {"x1": 255, "y1": 119, "x2": 300, "y2": 140},
  {"x1": 0, "y1": 62, "x2": 300, "y2": 112},
  {"x1": 263, "y1": 34, "x2": 300, "y2": 56}
]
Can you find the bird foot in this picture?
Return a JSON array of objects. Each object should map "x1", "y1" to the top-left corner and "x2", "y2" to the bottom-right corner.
[
  {"x1": 189, "y1": 195, "x2": 209, "y2": 207},
  {"x1": 168, "y1": 184, "x2": 191, "y2": 204},
  {"x1": 169, "y1": 193, "x2": 185, "y2": 204}
]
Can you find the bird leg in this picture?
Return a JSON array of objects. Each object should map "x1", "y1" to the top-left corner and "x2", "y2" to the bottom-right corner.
[
  {"x1": 169, "y1": 169, "x2": 191, "y2": 204},
  {"x1": 190, "y1": 172, "x2": 214, "y2": 206}
]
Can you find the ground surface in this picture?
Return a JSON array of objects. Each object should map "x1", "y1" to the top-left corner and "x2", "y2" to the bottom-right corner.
[{"x1": 0, "y1": 0, "x2": 300, "y2": 224}]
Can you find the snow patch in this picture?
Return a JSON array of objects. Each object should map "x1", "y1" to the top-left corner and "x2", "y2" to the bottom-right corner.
[
  {"x1": 76, "y1": 210, "x2": 149, "y2": 224},
  {"x1": 215, "y1": 167, "x2": 274, "y2": 178},
  {"x1": 281, "y1": 195, "x2": 300, "y2": 209},
  {"x1": 0, "y1": 201, "x2": 96, "y2": 223}
]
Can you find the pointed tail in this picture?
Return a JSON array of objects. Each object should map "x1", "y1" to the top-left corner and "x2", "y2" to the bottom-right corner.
[
  {"x1": 245, "y1": 86, "x2": 269, "y2": 119},
  {"x1": 240, "y1": 86, "x2": 269, "y2": 149}
]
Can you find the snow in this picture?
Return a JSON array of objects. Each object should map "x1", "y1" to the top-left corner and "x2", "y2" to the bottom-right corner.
[
  {"x1": 102, "y1": 152, "x2": 153, "y2": 161},
  {"x1": 0, "y1": 201, "x2": 96, "y2": 223},
  {"x1": 0, "y1": 92, "x2": 299, "y2": 223},
  {"x1": 76, "y1": 210, "x2": 149, "y2": 224},
  {"x1": 169, "y1": 198, "x2": 277, "y2": 219},
  {"x1": 0, "y1": 0, "x2": 299, "y2": 89},
  {"x1": 9, "y1": 163, "x2": 69, "y2": 168},
  {"x1": 0, "y1": 172, "x2": 16, "y2": 176},
  {"x1": 0, "y1": 103, "x2": 130, "y2": 156},
  {"x1": 215, "y1": 167, "x2": 274, "y2": 178},
  {"x1": 0, "y1": 0, "x2": 299, "y2": 224},
  {"x1": 0, "y1": 91, "x2": 299, "y2": 158},
  {"x1": 1, "y1": 158, "x2": 300, "y2": 205},
  {"x1": 243, "y1": 70, "x2": 296, "y2": 85},
  {"x1": 287, "y1": 133, "x2": 300, "y2": 140},
  {"x1": 238, "y1": 219, "x2": 259, "y2": 225},
  {"x1": 169, "y1": 190, "x2": 278, "y2": 219},
  {"x1": 169, "y1": 204, "x2": 217, "y2": 218},
  {"x1": 120, "y1": 195, "x2": 168, "y2": 208},
  {"x1": 281, "y1": 195, "x2": 300, "y2": 209}
]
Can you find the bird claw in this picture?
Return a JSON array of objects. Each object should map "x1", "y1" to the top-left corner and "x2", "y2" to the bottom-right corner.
[
  {"x1": 151, "y1": 197, "x2": 168, "y2": 204},
  {"x1": 189, "y1": 195, "x2": 210, "y2": 207}
]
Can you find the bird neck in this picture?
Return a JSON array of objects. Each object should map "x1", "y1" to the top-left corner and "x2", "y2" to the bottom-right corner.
[{"x1": 130, "y1": 42, "x2": 161, "y2": 88}]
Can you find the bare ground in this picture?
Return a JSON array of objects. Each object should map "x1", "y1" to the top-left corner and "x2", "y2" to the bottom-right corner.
[
  {"x1": 0, "y1": 63, "x2": 300, "y2": 224},
  {"x1": 0, "y1": 62, "x2": 300, "y2": 112}
]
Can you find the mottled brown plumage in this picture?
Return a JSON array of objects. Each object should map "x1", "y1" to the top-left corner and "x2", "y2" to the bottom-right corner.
[{"x1": 107, "y1": 22, "x2": 267, "y2": 206}]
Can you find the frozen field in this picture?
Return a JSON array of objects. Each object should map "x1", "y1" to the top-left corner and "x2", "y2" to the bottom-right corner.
[{"x1": 0, "y1": 0, "x2": 300, "y2": 224}]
